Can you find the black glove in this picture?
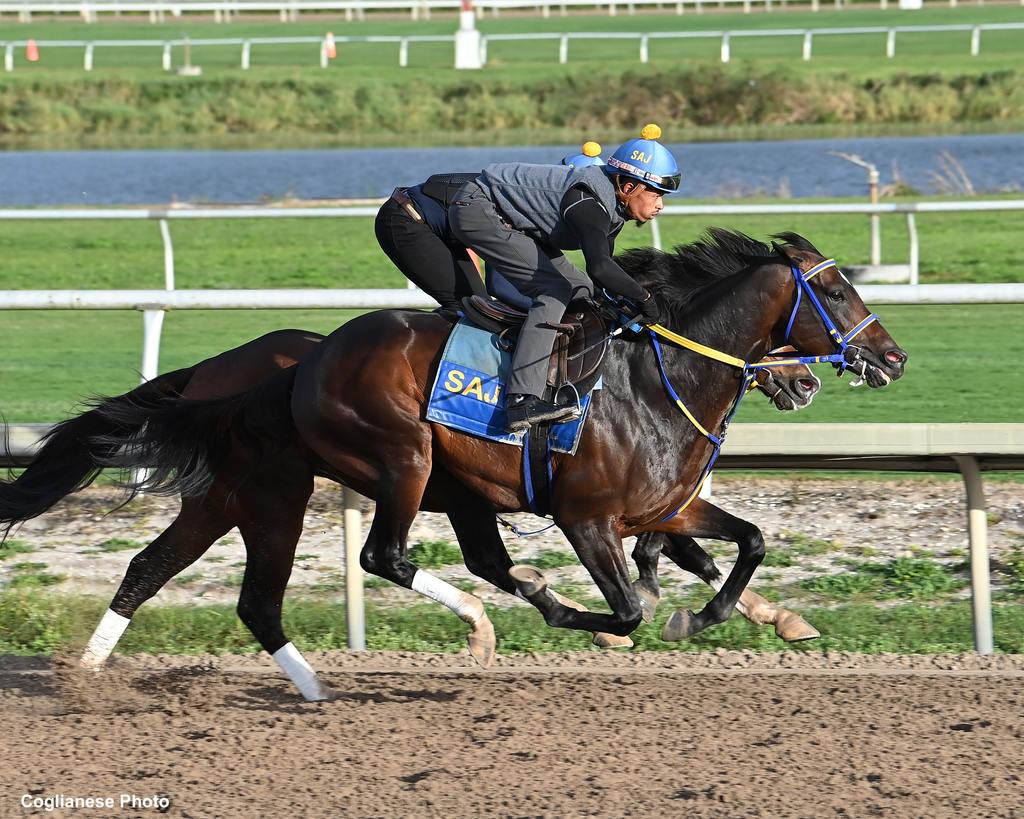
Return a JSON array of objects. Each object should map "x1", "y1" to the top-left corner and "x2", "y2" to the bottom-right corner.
[{"x1": 636, "y1": 289, "x2": 663, "y2": 326}]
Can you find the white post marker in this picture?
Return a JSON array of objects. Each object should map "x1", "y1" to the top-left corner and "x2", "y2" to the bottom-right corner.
[{"x1": 455, "y1": 0, "x2": 482, "y2": 69}]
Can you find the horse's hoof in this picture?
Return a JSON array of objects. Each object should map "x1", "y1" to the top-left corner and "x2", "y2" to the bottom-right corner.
[
  {"x1": 661, "y1": 609, "x2": 697, "y2": 642},
  {"x1": 306, "y1": 684, "x2": 343, "y2": 703},
  {"x1": 593, "y1": 632, "x2": 634, "y2": 649},
  {"x1": 774, "y1": 611, "x2": 820, "y2": 643},
  {"x1": 632, "y1": 583, "x2": 660, "y2": 624},
  {"x1": 467, "y1": 618, "x2": 497, "y2": 669},
  {"x1": 509, "y1": 565, "x2": 548, "y2": 597}
]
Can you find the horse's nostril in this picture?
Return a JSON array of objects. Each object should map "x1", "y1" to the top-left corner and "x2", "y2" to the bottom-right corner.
[
  {"x1": 797, "y1": 378, "x2": 818, "y2": 394},
  {"x1": 885, "y1": 349, "x2": 907, "y2": 366}
]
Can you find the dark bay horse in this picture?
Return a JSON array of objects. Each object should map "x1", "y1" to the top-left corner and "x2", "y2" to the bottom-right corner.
[
  {"x1": 2, "y1": 326, "x2": 820, "y2": 699},
  {"x1": 68, "y1": 230, "x2": 906, "y2": 655}
]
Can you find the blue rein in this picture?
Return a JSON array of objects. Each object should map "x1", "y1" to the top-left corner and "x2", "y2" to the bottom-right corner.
[{"x1": 652, "y1": 257, "x2": 879, "y2": 522}]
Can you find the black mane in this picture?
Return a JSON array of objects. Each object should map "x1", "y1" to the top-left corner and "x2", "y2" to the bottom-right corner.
[{"x1": 616, "y1": 228, "x2": 822, "y2": 314}]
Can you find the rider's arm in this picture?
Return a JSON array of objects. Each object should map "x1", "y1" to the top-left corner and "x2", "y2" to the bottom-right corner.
[{"x1": 561, "y1": 187, "x2": 647, "y2": 303}]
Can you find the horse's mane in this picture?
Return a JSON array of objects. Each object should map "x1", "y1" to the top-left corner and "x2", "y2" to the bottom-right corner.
[{"x1": 616, "y1": 228, "x2": 822, "y2": 314}]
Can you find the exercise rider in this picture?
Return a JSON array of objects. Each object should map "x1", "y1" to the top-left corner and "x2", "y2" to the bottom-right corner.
[{"x1": 449, "y1": 124, "x2": 681, "y2": 431}]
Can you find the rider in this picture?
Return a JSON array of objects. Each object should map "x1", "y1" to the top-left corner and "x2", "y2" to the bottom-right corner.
[
  {"x1": 375, "y1": 172, "x2": 488, "y2": 313},
  {"x1": 449, "y1": 124, "x2": 681, "y2": 431}
]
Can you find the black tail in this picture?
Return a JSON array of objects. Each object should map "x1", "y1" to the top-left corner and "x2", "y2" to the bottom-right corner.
[
  {"x1": 0, "y1": 369, "x2": 193, "y2": 541},
  {"x1": 88, "y1": 366, "x2": 299, "y2": 501}
]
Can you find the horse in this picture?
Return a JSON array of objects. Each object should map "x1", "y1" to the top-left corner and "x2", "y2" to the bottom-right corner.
[
  {"x1": 2, "y1": 326, "x2": 821, "y2": 700},
  {"x1": 65, "y1": 229, "x2": 905, "y2": 662}
]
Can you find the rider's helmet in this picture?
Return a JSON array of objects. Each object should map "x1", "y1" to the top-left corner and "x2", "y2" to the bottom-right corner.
[
  {"x1": 604, "y1": 124, "x2": 681, "y2": 194},
  {"x1": 561, "y1": 140, "x2": 605, "y2": 169}
]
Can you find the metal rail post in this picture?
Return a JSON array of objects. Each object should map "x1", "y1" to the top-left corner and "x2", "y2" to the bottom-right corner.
[
  {"x1": 906, "y1": 211, "x2": 919, "y2": 285},
  {"x1": 343, "y1": 486, "x2": 366, "y2": 651},
  {"x1": 649, "y1": 215, "x2": 662, "y2": 251},
  {"x1": 802, "y1": 30, "x2": 812, "y2": 60},
  {"x1": 953, "y1": 456, "x2": 994, "y2": 654}
]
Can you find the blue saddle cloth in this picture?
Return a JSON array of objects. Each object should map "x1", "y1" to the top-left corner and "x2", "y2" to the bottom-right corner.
[{"x1": 426, "y1": 319, "x2": 597, "y2": 455}]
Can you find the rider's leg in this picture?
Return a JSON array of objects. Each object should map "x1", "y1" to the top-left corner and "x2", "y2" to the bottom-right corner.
[{"x1": 375, "y1": 196, "x2": 486, "y2": 312}]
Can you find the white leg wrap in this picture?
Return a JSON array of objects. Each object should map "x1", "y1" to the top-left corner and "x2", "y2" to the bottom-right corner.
[
  {"x1": 411, "y1": 570, "x2": 484, "y2": 625},
  {"x1": 272, "y1": 642, "x2": 331, "y2": 702},
  {"x1": 80, "y1": 609, "x2": 131, "y2": 670}
]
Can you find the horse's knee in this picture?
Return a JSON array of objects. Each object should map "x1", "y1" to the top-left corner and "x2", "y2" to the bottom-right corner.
[{"x1": 739, "y1": 524, "x2": 766, "y2": 563}]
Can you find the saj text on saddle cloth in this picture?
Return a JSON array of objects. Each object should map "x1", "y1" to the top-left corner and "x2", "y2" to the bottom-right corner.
[{"x1": 426, "y1": 319, "x2": 596, "y2": 455}]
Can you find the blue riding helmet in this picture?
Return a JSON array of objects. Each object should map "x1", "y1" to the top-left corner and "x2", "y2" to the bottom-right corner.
[
  {"x1": 604, "y1": 124, "x2": 681, "y2": 193},
  {"x1": 562, "y1": 140, "x2": 605, "y2": 169}
]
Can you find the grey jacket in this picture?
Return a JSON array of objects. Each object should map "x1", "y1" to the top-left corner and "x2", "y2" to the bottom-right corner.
[{"x1": 475, "y1": 163, "x2": 624, "y2": 250}]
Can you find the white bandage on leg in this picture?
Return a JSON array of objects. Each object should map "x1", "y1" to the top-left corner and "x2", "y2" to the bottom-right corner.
[
  {"x1": 272, "y1": 642, "x2": 331, "y2": 702},
  {"x1": 80, "y1": 609, "x2": 131, "y2": 670},
  {"x1": 411, "y1": 570, "x2": 484, "y2": 625}
]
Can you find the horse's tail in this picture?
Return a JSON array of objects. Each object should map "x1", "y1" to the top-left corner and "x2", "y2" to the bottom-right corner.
[
  {"x1": 0, "y1": 368, "x2": 194, "y2": 540},
  {"x1": 87, "y1": 366, "x2": 299, "y2": 501}
]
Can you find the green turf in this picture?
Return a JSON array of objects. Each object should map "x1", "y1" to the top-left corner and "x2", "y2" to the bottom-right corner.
[
  {"x1": 0, "y1": 200, "x2": 1021, "y2": 422},
  {"x1": 10, "y1": 6, "x2": 1024, "y2": 73},
  {"x1": 1, "y1": 592, "x2": 1021, "y2": 655},
  {"x1": 3, "y1": 8, "x2": 1023, "y2": 147}
]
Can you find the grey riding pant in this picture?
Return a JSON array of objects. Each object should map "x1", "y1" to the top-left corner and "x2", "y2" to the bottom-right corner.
[{"x1": 449, "y1": 181, "x2": 593, "y2": 398}]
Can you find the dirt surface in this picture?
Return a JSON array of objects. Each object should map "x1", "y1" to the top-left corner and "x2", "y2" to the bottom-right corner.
[
  {"x1": 2, "y1": 651, "x2": 1023, "y2": 818},
  {"x1": 3, "y1": 476, "x2": 1022, "y2": 607}
]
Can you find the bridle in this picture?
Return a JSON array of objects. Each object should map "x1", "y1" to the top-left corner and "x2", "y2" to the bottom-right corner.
[{"x1": 640, "y1": 253, "x2": 882, "y2": 522}]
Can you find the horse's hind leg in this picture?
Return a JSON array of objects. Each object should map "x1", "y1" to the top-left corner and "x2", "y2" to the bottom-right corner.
[
  {"x1": 234, "y1": 471, "x2": 334, "y2": 702},
  {"x1": 81, "y1": 497, "x2": 233, "y2": 669},
  {"x1": 361, "y1": 464, "x2": 498, "y2": 668},
  {"x1": 660, "y1": 533, "x2": 819, "y2": 643},
  {"x1": 446, "y1": 500, "x2": 633, "y2": 650}
]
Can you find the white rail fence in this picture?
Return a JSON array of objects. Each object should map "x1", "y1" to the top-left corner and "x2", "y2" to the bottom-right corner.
[
  {"x1": 3, "y1": 21, "x2": 1021, "y2": 70},
  {"x1": 3, "y1": 198, "x2": 1023, "y2": 289},
  {"x1": 0, "y1": 0, "x2": 997, "y2": 25}
]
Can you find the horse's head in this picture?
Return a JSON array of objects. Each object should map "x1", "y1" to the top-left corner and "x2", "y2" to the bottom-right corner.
[
  {"x1": 754, "y1": 348, "x2": 821, "y2": 411},
  {"x1": 770, "y1": 237, "x2": 907, "y2": 388}
]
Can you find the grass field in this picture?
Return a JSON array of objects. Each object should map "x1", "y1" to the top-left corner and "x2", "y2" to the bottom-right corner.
[
  {"x1": 2, "y1": 593, "x2": 1023, "y2": 655},
  {"x1": 1, "y1": 200, "x2": 1021, "y2": 423},
  {"x1": 9, "y1": 7, "x2": 1024, "y2": 75},
  {"x1": 4, "y1": 7, "x2": 1023, "y2": 147}
]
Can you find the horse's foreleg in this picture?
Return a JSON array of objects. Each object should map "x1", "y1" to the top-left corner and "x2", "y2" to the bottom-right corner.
[
  {"x1": 81, "y1": 498, "x2": 233, "y2": 670},
  {"x1": 510, "y1": 520, "x2": 643, "y2": 638},
  {"x1": 661, "y1": 533, "x2": 820, "y2": 643},
  {"x1": 657, "y1": 499, "x2": 765, "y2": 642},
  {"x1": 631, "y1": 532, "x2": 667, "y2": 623},
  {"x1": 447, "y1": 504, "x2": 632, "y2": 649}
]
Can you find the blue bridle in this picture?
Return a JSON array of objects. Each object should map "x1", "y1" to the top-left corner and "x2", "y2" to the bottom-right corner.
[
  {"x1": 778, "y1": 258, "x2": 880, "y2": 375},
  {"x1": 648, "y1": 255, "x2": 881, "y2": 522}
]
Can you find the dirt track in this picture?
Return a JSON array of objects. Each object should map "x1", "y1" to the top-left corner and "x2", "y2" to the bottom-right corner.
[{"x1": 2, "y1": 652, "x2": 1023, "y2": 818}]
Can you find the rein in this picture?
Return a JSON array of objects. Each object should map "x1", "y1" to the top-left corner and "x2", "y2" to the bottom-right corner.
[{"x1": 646, "y1": 257, "x2": 878, "y2": 523}]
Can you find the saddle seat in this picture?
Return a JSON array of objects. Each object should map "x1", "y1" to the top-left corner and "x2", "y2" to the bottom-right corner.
[{"x1": 460, "y1": 295, "x2": 609, "y2": 393}]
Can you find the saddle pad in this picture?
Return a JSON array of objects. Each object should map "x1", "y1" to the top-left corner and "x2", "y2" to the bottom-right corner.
[{"x1": 426, "y1": 319, "x2": 597, "y2": 455}]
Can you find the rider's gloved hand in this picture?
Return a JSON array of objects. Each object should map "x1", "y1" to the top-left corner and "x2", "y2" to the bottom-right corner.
[{"x1": 637, "y1": 289, "x2": 663, "y2": 326}]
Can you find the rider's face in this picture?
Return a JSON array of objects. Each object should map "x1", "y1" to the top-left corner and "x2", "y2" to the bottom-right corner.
[{"x1": 622, "y1": 183, "x2": 664, "y2": 223}]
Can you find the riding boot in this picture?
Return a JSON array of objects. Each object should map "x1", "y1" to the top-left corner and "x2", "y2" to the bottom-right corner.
[{"x1": 505, "y1": 393, "x2": 579, "y2": 431}]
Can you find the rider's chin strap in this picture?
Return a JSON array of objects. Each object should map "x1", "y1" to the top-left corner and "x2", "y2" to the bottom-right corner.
[{"x1": 613, "y1": 176, "x2": 646, "y2": 209}]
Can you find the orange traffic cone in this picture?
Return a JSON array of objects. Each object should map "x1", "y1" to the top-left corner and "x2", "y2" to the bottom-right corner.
[
  {"x1": 26, "y1": 39, "x2": 40, "y2": 62},
  {"x1": 324, "y1": 32, "x2": 337, "y2": 60}
]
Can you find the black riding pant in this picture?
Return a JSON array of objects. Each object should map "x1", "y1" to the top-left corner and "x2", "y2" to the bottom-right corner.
[{"x1": 374, "y1": 198, "x2": 486, "y2": 312}]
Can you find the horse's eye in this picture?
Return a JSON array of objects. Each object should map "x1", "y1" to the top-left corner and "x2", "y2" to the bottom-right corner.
[{"x1": 828, "y1": 289, "x2": 845, "y2": 303}]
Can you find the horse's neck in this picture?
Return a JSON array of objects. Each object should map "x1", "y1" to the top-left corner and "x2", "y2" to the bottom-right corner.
[{"x1": 608, "y1": 267, "x2": 787, "y2": 446}]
